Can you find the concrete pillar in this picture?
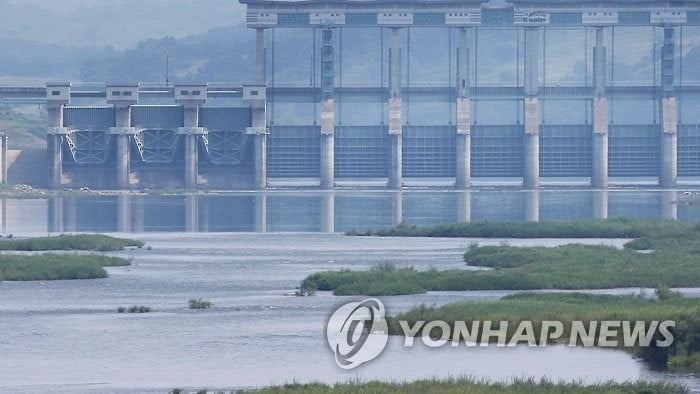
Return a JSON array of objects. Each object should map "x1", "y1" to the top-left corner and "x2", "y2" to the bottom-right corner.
[
  {"x1": 117, "y1": 194, "x2": 131, "y2": 233},
  {"x1": 391, "y1": 191, "x2": 403, "y2": 226},
  {"x1": 321, "y1": 192, "x2": 335, "y2": 233},
  {"x1": 456, "y1": 28, "x2": 471, "y2": 189},
  {"x1": 457, "y1": 190, "x2": 471, "y2": 223},
  {"x1": 523, "y1": 28, "x2": 540, "y2": 189},
  {"x1": 256, "y1": 28, "x2": 266, "y2": 83},
  {"x1": 660, "y1": 26, "x2": 678, "y2": 188},
  {"x1": 592, "y1": 27, "x2": 609, "y2": 188},
  {"x1": 176, "y1": 85, "x2": 207, "y2": 189},
  {"x1": 0, "y1": 133, "x2": 7, "y2": 185},
  {"x1": 254, "y1": 193, "x2": 267, "y2": 232},
  {"x1": 107, "y1": 84, "x2": 138, "y2": 189},
  {"x1": 592, "y1": 190, "x2": 608, "y2": 219},
  {"x1": 524, "y1": 190, "x2": 540, "y2": 222},
  {"x1": 388, "y1": 28, "x2": 403, "y2": 189},
  {"x1": 320, "y1": 90, "x2": 335, "y2": 189},
  {"x1": 244, "y1": 85, "x2": 268, "y2": 190},
  {"x1": 320, "y1": 29, "x2": 335, "y2": 189},
  {"x1": 46, "y1": 83, "x2": 70, "y2": 189}
]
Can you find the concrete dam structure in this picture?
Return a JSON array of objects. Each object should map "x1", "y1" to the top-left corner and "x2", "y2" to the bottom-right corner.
[{"x1": 3, "y1": 0, "x2": 700, "y2": 189}]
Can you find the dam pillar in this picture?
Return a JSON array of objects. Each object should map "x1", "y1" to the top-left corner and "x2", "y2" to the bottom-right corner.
[
  {"x1": 244, "y1": 85, "x2": 268, "y2": 190},
  {"x1": 46, "y1": 82, "x2": 70, "y2": 189},
  {"x1": 0, "y1": 132, "x2": 7, "y2": 185},
  {"x1": 176, "y1": 85, "x2": 207, "y2": 189},
  {"x1": 456, "y1": 28, "x2": 471, "y2": 189},
  {"x1": 320, "y1": 29, "x2": 335, "y2": 189},
  {"x1": 660, "y1": 27, "x2": 678, "y2": 188},
  {"x1": 388, "y1": 27, "x2": 403, "y2": 189},
  {"x1": 107, "y1": 84, "x2": 138, "y2": 189},
  {"x1": 523, "y1": 28, "x2": 540, "y2": 189},
  {"x1": 592, "y1": 27, "x2": 609, "y2": 189}
]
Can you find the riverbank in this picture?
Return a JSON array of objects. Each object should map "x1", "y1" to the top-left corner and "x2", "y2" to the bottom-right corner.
[
  {"x1": 234, "y1": 377, "x2": 688, "y2": 393},
  {"x1": 388, "y1": 292, "x2": 700, "y2": 373}
]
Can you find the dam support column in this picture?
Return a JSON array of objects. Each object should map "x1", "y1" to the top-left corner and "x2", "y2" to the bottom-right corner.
[
  {"x1": 660, "y1": 27, "x2": 678, "y2": 188},
  {"x1": 107, "y1": 84, "x2": 138, "y2": 189},
  {"x1": 176, "y1": 85, "x2": 207, "y2": 190},
  {"x1": 320, "y1": 29, "x2": 335, "y2": 189},
  {"x1": 592, "y1": 27, "x2": 609, "y2": 188},
  {"x1": 0, "y1": 132, "x2": 7, "y2": 185},
  {"x1": 388, "y1": 27, "x2": 403, "y2": 189},
  {"x1": 523, "y1": 28, "x2": 540, "y2": 189},
  {"x1": 456, "y1": 28, "x2": 472, "y2": 189},
  {"x1": 244, "y1": 85, "x2": 268, "y2": 190},
  {"x1": 46, "y1": 82, "x2": 71, "y2": 189}
]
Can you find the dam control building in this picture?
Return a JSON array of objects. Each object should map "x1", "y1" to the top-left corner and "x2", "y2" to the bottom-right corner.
[{"x1": 3, "y1": 0, "x2": 700, "y2": 189}]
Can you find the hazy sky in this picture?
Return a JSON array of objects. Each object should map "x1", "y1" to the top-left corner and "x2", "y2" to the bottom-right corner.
[{"x1": 2, "y1": 0, "x2": 246, "y2": 48}]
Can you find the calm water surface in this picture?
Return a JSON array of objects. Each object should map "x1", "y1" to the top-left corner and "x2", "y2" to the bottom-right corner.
[
  {"x1": 0, "y1": 189, "x2": 699, "y2": 393},
  {"x1": 0, "y1": 188, "x2": 698, "y2": 234}
]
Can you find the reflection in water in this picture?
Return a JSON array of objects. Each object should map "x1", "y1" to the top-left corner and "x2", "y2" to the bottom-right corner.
[{"x1": 3, "y1": 189, "x2": 696, "y2": 234}]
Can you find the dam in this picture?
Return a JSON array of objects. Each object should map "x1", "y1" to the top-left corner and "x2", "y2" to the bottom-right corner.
[{"x1": 2, "y1": 0, "x2": 700, "y2": 189}]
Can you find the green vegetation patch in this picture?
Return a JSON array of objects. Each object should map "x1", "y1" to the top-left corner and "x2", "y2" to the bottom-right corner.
[
  {"x1": 347, "y1": 218, "x2": 691, "y2": 239},
  {"x1": 389, "y1": 293, "x2": 700, "y2": 372},
  {"x1": 302, "y1": 242, "x2": 700, "y2": 295},
  {"x1": 305, "y1": 220, "x2": 700, "y2": 296},
  {"x1": 189, "y1": 298, "x2": 213, "y2": 309},
  {"x1": 0, "y1": 234, "x2": 144, "y2": 251},
  {"x1": 236, "y1": 377, "x2": 687, "y2": 394},
  {"x1": 0, "y1": 253, "x2": 129, "y2": 281}
]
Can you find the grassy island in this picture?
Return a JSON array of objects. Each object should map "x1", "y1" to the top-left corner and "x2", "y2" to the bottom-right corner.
[
  {"x1": 346, "y1": 218, "x2": 690, "y2": 239},
  {"x1": 388, "y1": 293, "x2": 700, "y2": 373},
  {"x1": 304, "y1": 219, "x2": 700, "y2": 296},
  {"x1": 0, "y1": 253, "x2": 130, "y2": 281},
  {"x1": 0, "y1": 234, "x2": 144, "y2": 251}
]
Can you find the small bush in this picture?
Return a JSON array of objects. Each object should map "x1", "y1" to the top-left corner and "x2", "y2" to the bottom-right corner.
[
  {"x1": 118, "y1": 305, "x2": 152, "y2": 313},
  {"x1": 189, "y1": 298, "x2": 212, "y2": 309},
  {"x1": 655, "y1": 285, "x2": 683, "y2": 300},
  {"x1": 294, "y1": 281, "x2": 317, "y2": 297}
]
